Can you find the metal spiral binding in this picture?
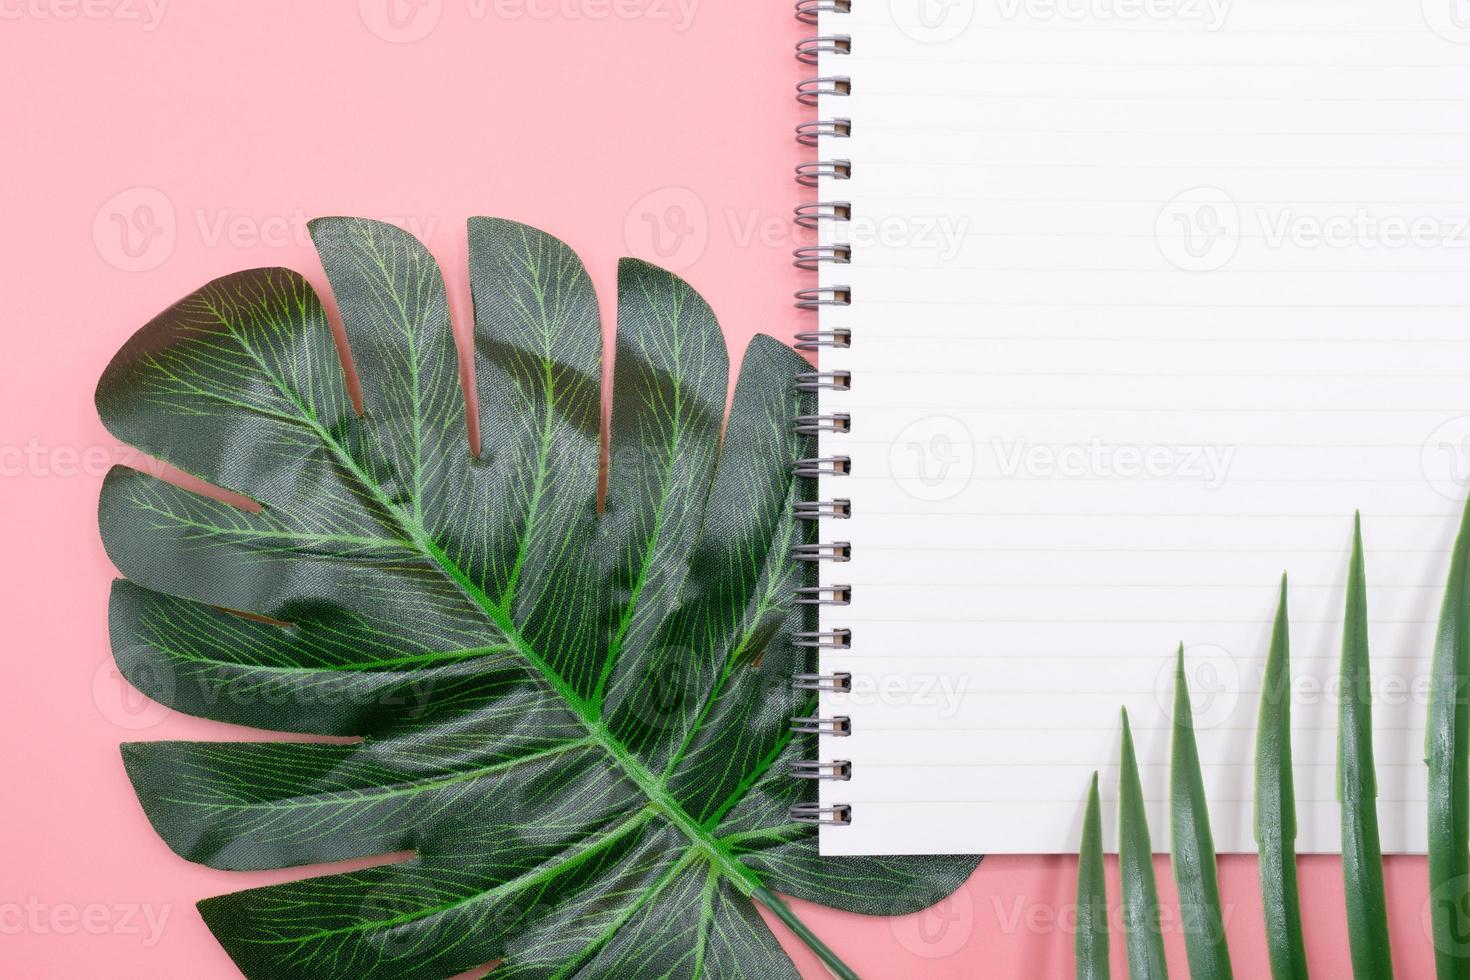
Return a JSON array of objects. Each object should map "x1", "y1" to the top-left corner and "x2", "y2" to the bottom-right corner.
[
  {"x1": 794, "y1": 329, "x2": 850, "y2": 351},
  {"x1": 794, "y1": 201, "x2": 850, "y2": 227},
  {"x1": 795, "y1": 34, "x2": 850, "y2": 64},
  {"x1": 793, "y1": 245, "x2": 851, "y2": 270},
  {"x1": 795, "y1": 370, "x2": 850, "y2": 391},
  {"x1": 793, "y1": 500, "x2": 850, "y2": 520},
  {"x1": 794, "y1": 413, "x2": 850, "y2": 434},
  {"x1": 796, "y1": 160, "x2": 851, "y2": 187},
  {"x1": 794, "y1": 586, "x2": 851, "y2": 606},
  {"x1": 795, "y1": 0, "x2": 850, "y2": 24},
  {"x1": 793, "y1": 760, "x2": 852, "y2": 780},
  {"x1": 789, "y1": 0, "x2": 855, "y2": 825},
  {"x1": 790, "y1": 803, "x2": 853, "y2": 825},
  {"x1": 794, "y1": 672, "x2": 853, "y2": 691}
]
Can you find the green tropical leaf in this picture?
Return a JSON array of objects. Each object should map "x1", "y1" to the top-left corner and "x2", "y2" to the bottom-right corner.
[
  {"x1": 1340, "y1": 514, "x2": 1393, "y2": 979},
  {"x1": 1076, "y1": 771, "x2": 1110, "y2": 980},
  {"x1": 1118, "y1": 708, "x2": 1168, "y2": 980},
  {"x1": 1428, "y1": 495, "x2": 1470, "y2": 979},
  {"x1": 1255, "y1": 575, "x2": 1308, "y2": 980},
  {"x1": 95, "y1": 217, "x2": 979, "y2": 979},
  {"x1": 1171, "y1": 647, "x2": 1233, "y2": 980}
]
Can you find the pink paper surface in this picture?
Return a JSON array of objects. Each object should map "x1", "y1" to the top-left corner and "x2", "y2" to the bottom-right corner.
[{"x1": 0, "y1": 2, "x2": 1437, "y2": 976}]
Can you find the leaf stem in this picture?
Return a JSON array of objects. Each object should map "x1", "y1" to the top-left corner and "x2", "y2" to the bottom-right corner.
[{"x1": 750, "y1": 886, "x2": 860, "y2": 980}]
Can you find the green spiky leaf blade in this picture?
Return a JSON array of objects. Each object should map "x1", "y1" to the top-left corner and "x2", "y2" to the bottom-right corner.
[
  {"x1": 1171, "y1": 646, "x2": 1233, "y2": 980},
  {"x1": 1076, "y1": 771, "x2": 1110, "y2": 980},
  {"x1": 1339, "y1": 514, "x2": 1393, "y2": 980},
  {"x1": 1254, "y1": 576, "x2": 1308, "y2": 980},
  {"x1": 1118, "y1": 708, "x2": 1168, "y2": 980}
]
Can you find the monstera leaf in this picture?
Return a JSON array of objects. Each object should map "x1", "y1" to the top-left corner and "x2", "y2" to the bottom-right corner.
[{"x1": 95, "y1": 217, "x2": 978, "y2": 979}]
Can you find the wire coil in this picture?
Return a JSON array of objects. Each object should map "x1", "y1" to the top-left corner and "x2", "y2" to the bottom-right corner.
[
  {"x1": 795, "y1": 0, "x2": 850, "y2": 24},
  {"x1": 794, "y1": 329, "x2": 850, "y2": 351},
  {"x1": 790, "y1": 0, "x2": 854, "y2": 830},
  {"x1": 796, "y1": 160, "x2": 851, "y2": 187},
  {"x1": 796, "y1": 35, "x2": 850, "y2": 64}
]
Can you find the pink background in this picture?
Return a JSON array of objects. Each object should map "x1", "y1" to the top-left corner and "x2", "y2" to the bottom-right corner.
[{"x1": 0, "y1": 2, "x2": 1439, "y2": 976}]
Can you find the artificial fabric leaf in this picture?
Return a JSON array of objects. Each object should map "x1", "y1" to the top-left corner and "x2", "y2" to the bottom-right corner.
[
  {"x1": 1428, "y1": 495, "x2": 1470, "y2": 979},
  {"x1": 1254, "y1": 576, "x2": 1308, "y2": 980},
  {"x1": 1075, "y1": 771, "x2": 1110, "y2": 980},
  {"x1": 1118, "y1": 708, "x2": 1168, "y2": 980},
  {"x1": 96, "y1": 217, "x2": 979, "y2": 979},
  {"x1": 1340, "y1": 514, "x2": 1393, "y2": 980},
  {"x1": 1171, "y1": 647, "x2": 1233, "y2": 980}
]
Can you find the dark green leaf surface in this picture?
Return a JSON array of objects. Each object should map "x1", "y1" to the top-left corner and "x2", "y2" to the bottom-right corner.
[
  {"x1": 96, "y1": 217, "x2": 979, "y2": 979},
  {"x1": 1340, "y1": 515, "x2": 1393, "y2": 980},
  {"x1": 1428, "y1": 496, "x2": 1470, "y2": 979},
  {"x1": 1118, "y1": 709, "x2": 1168, "y2": 980},
  {"x1": 1171, "y1": 647, "x2": 1233, "y2": 980},
  {"x1": 1076, "y1": 772, "x2": 1110, "y2": 980},
  {"x1": 1254, "y1": 576, "x2": 1308, "y2": 980}
]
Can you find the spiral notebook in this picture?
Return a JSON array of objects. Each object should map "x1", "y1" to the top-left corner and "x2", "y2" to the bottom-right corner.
[{"x1": 799, "y1": 0, "x2": 1470, "y2": 855}]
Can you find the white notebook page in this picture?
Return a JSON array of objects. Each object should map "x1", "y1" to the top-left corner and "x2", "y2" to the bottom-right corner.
[{"x1": 814, "y1": 0, "x2": 1470, "y2": 855}]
